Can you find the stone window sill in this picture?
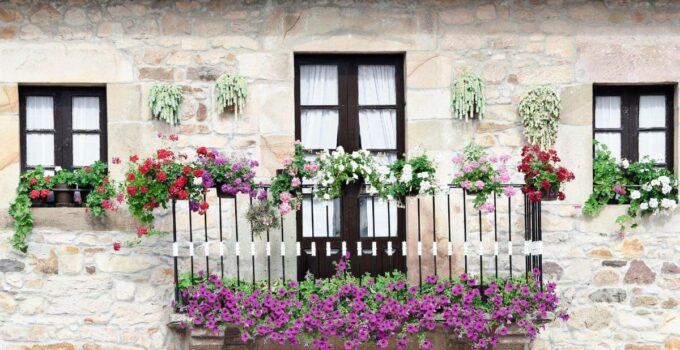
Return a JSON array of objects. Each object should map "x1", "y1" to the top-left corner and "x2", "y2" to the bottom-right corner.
[{"x1": 3, "y1": 207, "x2": 138, "y2": 232}]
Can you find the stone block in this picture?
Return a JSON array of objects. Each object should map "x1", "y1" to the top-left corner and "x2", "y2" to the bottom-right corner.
[
  {"x1": 439, "y1": 8, "x2": 475, "y2": 25},
  {"x1": 138, "y1": 67, "x2": 174, "y2": 81},
  {"x1": 114, "y1": 280, "x2": 136, "y2": 301},
  {"x1": 624, "y1": 260, "x2": 656, "y2": 285},
  {"x1": 238, "y1": 53, "x2": 291, "y2": 81},
  {"x1": 666, "y1": 337, "x2": 680, "y2": 350},
  {"x1": 407, "y1": 89, "x2": 451, "y2": 120},
  {"x1": 406, "y1": 54, "x2": 452, "y2": 89},
  {"x1": 0, "y1": 291, "x2": 17, "y2": 314},
  {"x1": 620, "y1": 238, "x2": 644, "y2": 259},
  {"x1": 588, "y1": 288, "x2": 627, "y2": 303},
  {"x1": 0, "y1": 84, "x2": 19, "y2": 113},
  {"x1": 567, "y1": 306, "x2": 613, "y2": 330},
  {"x1": 561, "y1": 84, "x2": 593, "y2": 126},
  {"x1": 107, "y1": 84, "x2": 141, "y2": 122},
  {"x1": 95, "y1": 254, "x2": 159, "y2": 273},
  {"x1": 516, "y1": 66, "x2": 573, "y2": 85},
  {"x1": 593, "y1": 269, "x2": 619, "y2": 286}
]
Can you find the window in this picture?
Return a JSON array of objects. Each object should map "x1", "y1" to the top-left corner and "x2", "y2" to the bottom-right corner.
[
  {"x1": 593, "y1": 84, "x2": 675, "y2": 169},
  {"x1": 294, "y1": 54, "x2": 405, "y2": 278},
  {"x1": 20, "y1": 86, "x2": 107, "y2": 171}
]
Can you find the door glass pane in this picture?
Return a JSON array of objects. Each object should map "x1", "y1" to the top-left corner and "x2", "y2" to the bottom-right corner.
[
  {"x1": 639, "y1": 131, "x2": 666, "y2": 163},
  {"x1": 359, "y1": 109, "x2": 396, "y2": 150},
  {"x1": 300, "y1": 65, "x2": 338, "y2": 105},
  {"x1": 639, "y1": 95, "x2": 666, "y2": 128},
  {"x1": 72, "y1": 97, "x2": 100, "y2": 130},
  {"x1": 594, "y1": 96, "x2": 621, "y2": 129},
  {"x1": 26, "y1": 96, "x2": 54, "y2": 130},
  {"x1": 358, "y1": 65, "x2": 396, "y2": 105},
  {"x1": 301, "y1": 109, "x2": 338, "y2": 150},
  {"x1": 26, "y1": 134, "x2": 54, "y2": 166},
  {"x1": 595, "y1": 132, "x2": 621, "y2": 160},
  {"x1": 73, "y1": 134, "x2": 100, "y2": 167},
  {"x1": 360, "y1": 197, "x2": 398, "y2": 238},
  {"x1": 302, "y1": 192, "x2": 340, "y2": 237}
]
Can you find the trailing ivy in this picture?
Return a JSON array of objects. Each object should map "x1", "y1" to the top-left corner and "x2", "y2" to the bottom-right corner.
[
  {"x1": 149, "y1": 83, "x2": 183, "y2": 126},
  {"x1": 451, "y1": 74, "x2": 485, "y2": 121},
  {"x1": 518, "y1": 87, "x2": 561, "y2": 150},
  {"x1": 215, "y1": 73, "x2": 247, "y2": 119}
]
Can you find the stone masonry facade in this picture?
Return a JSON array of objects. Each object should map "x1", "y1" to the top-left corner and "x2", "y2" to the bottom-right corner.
[{"x1": 1, "y1": 1, "x2": 680, "y2": 349}]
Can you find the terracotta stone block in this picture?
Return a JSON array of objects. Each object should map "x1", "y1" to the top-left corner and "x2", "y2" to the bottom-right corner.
[
  {"x1": 624, "y1": 260, "x2": 656, "y2": 285},
  {"x1": 138, "y1": 67, "x2": 174, "y2": 81}
]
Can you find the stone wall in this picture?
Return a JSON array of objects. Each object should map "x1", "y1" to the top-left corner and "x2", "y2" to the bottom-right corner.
[{"x1": 1, "y1": 1, "x2": 680, "y2": 349}]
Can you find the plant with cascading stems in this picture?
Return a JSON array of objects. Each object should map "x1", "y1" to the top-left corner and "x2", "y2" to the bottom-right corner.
[
  {"x1": 451, "y1": 74, "x2": 485, "y2": 121},
  {"x1": 215, "y1": 73, "x2": 248, "y2": 120},
  {"x1": 148, "y1": 83, "x2": 183, "y2": 126},
  {"x1": 518, "y1": 87, "x2": 561, "y2": 150}
]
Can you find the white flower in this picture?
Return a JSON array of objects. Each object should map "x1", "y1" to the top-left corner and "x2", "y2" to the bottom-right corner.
[
  {"x1": 651, "y1": 179, "x2": 660, "y2": 187},
  {"x1": 420, "y1": 180, "x2": 431, "y2": 192},
  {"x1": 662, "y1": 184, "x2": 672, "y2": 194},
  {"x1": 417, "y1": 172, "x2": 429, "y2": 179},
  {"x1": 640, "y1": 202, "x2": 649, "y2": 210},
  {"x1": 649, "y1": 198, "x2": 659, "y2": 209},
  {"x1": 642, "y1": 183, "x2": 653, "y2": 192},
  {"x1": 619, "y1": 159, "x2": 630, "y2": 169},
  {"x1": 659, "y1": 176, "x2": 671, "y2": 185},
  {"x1": 402, "y1": 164, "x2": 413, "y2": 174},
  {"x1": 661, "y1": 198, "x2": 676, "y2": 209},
  {"x1": 377, "y1": 165, "x2": 390, "y2": 175},
  {"x1": 323, "y1": 194, "x2": 330, "y2": 200},
  {"x1": 630, "y1": 190, "x2": 641, "y2": 200}
]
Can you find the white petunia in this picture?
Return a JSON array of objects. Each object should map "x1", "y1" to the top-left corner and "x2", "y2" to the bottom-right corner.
[
  {"x1": 651, "y1": 179, "x2": 660, "y2": 187},
  {"x1": 640, "y1": 202, "x2": 649, "y2": 210},
  {"x1": 662, "y1": 185, "x2": 672, "y2": 194},
  {"x1": 642, "y1": 183, "x2": 653, "y2": 192},
  {"x1": 649, "y1": 198, "x2": 659, "y2": 209},
  {"x1": 620, "y1": 159, "x2": 630, "y2": 169},
  {"x1": 659, "y1": 176, "x2": 671, "y2": 185},
  {"x1": 630, "y1": 190, "x2": 641, "y2": 200}
]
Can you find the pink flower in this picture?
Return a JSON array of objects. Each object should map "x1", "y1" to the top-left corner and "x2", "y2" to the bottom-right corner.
[
  {"x1": 481, "y1": 202, "x2": 495, "y2": 213},
  {"x1": 291, "y1": 177, "x2": 301, "y2": 187},
  {"x1": 116, "y1": 193, "x2": 124, "y2": 203},
  {"x1": 112, "y1": 157, "x2": 121, "y2": 164},
  {"x1": 461, "y1": 181, "x2": 472, "y2": 190},
  {"x1": 451, "y1": 155, "x2": 463, "y2": 163},
  {"x1": 613, "y1": 185, "x2": 626, "y2": 195},
  {"x1": 503, "y1": 186, "x2": 517, "y2": 197},
  {"x1": 462, "y1": 164, "x2": 473, "y2": 173},
  {"x1": 499, "y1": 154, "x2": 510, "y2": 162},
  {"x1": 279, "y1": 192, "x2": 292, "y2": 203},
  {"x1": 279, "y1": 202, "x2": 292, "y2": 215},
  {"x1": 294, "y1": 140, "x2": 302, "y2": 145},
  {"x1": 475, "y1": 180, "x2": 485, "y2": 189},
  {"x1": 282, "y1": 157, "x2": 292, "y2": 166}
]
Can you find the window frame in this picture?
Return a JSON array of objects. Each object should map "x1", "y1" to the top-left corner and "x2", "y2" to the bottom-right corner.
[
  {"x1": 592, "y1": 84, "x2": 675, "y2": 170},
  {"x1": 19, "y1": 86, "x2": 108, "y2": 171}
]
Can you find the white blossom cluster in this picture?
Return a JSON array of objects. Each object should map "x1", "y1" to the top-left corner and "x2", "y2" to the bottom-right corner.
[{"x1": 630, "y1": 175, "x2": 678, "y2": 215}]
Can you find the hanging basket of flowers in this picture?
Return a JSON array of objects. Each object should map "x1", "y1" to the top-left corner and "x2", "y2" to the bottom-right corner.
[{"x1": 518, "y1": 144, "x2": 574, "y2": 202}]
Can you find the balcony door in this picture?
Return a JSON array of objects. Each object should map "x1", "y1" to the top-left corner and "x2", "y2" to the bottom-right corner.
[{"x1": 294, "y1": 54, "x2": 406, "y2": 279}]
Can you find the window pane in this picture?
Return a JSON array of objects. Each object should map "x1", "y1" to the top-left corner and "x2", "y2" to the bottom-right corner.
[
  {"x1": 26, "y1": 134, "x2": 54, "y2": 166},
  {"x1": 595, "y1": 96, "x2": 621, "y2": 129},
  {"x1": 72, "y1": 97, "x2": 100, "y2": 130},
  {"x1": 302, "y1": 195, "x2": 340, "y2": 237},
  {"x1": 26, "y1": 96, "x2": 54, "y2": 130},
  {"x1": 301, "y1": 109, "x2": 338, "y2": 150},
  {"x1": 639, "y1": 131, "x2": 666, "y2": 163},
  {"x1": 360, "y1": 197, "x2": 398, "y2": 238},
  {"x1": 639, "y1": 95, "x2": 666, "y2": 128},
  {"x1": 359, "y1": 109, "x2": 396, "y2": 150},
  {"x1": 300, "y1": 65, "x2": 338, "y2": 105},
  {"x1": 358, "y1": 65, "x2": 396, "y2": 105},
  {"x1": 595, "y1": 132, "x2": 621, "y2": 160},
  {"x1": 72, "y1": 134, "x2": 100, "y2": 167}
]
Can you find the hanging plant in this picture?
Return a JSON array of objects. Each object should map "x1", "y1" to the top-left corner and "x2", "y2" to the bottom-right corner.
[
  {"x1": 149, "y1": 83, "x2": 183, "y2": 126},
  {"x1": 215, "y1": 73, "x2": 248, "y2": 120},
  {"x1": 518, "y1": 87, "x2": 561, "y2": 150},
  {"x1": 451, "y1": 74, "x2": 485, "y2": 121}
]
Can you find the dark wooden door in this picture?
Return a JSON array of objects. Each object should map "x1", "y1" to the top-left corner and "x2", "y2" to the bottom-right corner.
[{"x1": 294, "y1": 54, "x2": 406, "y2": 279}]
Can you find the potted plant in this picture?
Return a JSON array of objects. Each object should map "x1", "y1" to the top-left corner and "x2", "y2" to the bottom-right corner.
[
  {"x1": 269, "y1": 141, "x2": 318, "y2": 216},
  {"x1": 245, "y1": 198, "x2": 280, "y2": 236},
  {"x1": 194, "y1": 146, "x2": 259, "y2": 199},
  {"x1": 518, "y1": 87, "x2": 561, "y2": 150},
  {"x1": 379, "y1": 152, "x2": 438, "y2": 201},
  {"x1": 215, "y1": 73, "x2": 247, "y2": 119},
  {"x1": 451, "y1": 144, "x2": 513, "y2": 211},
  {"x1": 451, "y1": 74, "x2": 485, "y2": 121},
  {"x1": 149, "y1": 83, "x2": 183, "y2": 126},
  {"x1": 9, "y1": 166, "x2": 54, "y2": 252},
  {"x1": 21, "y1": 167, "x2": 54, "y2": 207},
  {"x1": 52, "y1": 167, "x2": 76, "y2": 207},
  {"x1": 518, "y1": 145, "x2": 574, "y2": 202}
]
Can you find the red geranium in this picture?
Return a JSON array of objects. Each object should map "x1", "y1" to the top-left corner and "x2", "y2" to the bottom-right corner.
[
  {"x1": 29, "y1": 189, "x2": 40, "y2": 199},
  {"x1": 130, "y1": 155, "x2": 139, "y2": 163},
  {"x1": 136, "y1": 227, "x2": 148, "y2": 236},
  {"x1": 29, "y1": 178, "x2": 37, "y2": 186},
  {"x1": 126, "y1": 185, "x2": 137, "y2": 196},
  {"x1": 193, "y1": 169, "x2": 204, "y2": 178},
  {"x1": 155, "y1": 171, "x2": 167, "y2": 182},
  {"x1": 113, "y1": 242, "x2": 121, "y2": 251},
  {"x1": 518, "y1": 145, "x2": 574, "y2": 202}
]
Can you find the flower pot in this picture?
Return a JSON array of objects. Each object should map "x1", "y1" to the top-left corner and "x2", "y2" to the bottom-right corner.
[
  {"x1": 465, "y1": 188, "x2": 481, "y2": 196},
  {"x1": 216, "y1": 184, "x2": 237, "y2": 199},
  {"x1": 541, "y1": 188, "x2": 558, "y2": 201},
  {"x1": 31, "y1": 197, "x2": 47, "y2": 207},
  {"x1": 54, "y1": 183, "x2": 74, "y2": 207},
  {"x1": 224, "y1": 104, "x2": 235, "y2": 114},
  {"x1": 74, "y1": 188, "x2": 91, "y2": 207}
]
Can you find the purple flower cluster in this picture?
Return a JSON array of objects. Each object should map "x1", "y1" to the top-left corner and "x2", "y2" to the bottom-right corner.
[{"x1": 181, "y1": 257, "x2": 567, "y2": 350}]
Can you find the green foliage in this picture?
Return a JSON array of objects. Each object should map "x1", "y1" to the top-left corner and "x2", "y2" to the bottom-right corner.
[
  {"x1": 451, "y1": 144, "x2": 510, "y2": 209},
  {"x1": 584, "y1": 141, "x2": 679, "y2": 232},
  {"x1": 52, "y1": 168, "x2": 76, "y2": 185},
  {"x1": 451, "y1": 74, "x2": 485, "y2": 121},
  {"x1": 149, "y1": 83, "x2": 183, "y2": 126},
  {"x1": 215, "y1": 73, "x2": 248, "y2": 117},
  {"x1": 382, "y1": 154, "x2": 437, "y2": 199},
  {"x1": 518, "y1": 87, "x2": 561, "y2": 150},
  {"x1": 245, "y1": 199, "x2": 280, "y2": 236},
  {"x1": 9, "y1": 167, "x2": 53, "y2": 253}
]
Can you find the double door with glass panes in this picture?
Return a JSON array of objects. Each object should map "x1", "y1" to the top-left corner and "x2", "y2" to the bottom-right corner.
[{"x1": 295, "y1": 55, "x2": 405, "y2": 279}]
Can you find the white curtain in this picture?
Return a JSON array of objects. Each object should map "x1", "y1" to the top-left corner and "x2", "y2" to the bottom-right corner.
[
  {"x1": 639, "y1": 131, "x2": 666, "y2": 163},
  {"x1": 73, "y1": 134, "x2": 101, "y2": 167},
  {"x1": 26, "y1": 96, "x2": 54, "y2": 167},
  {"x1": 300, "y1": 65, "x2": 340, "y2": 237},
  {"x1": 300, "y1": 65, "x2": 337, "y2": 105},
  {"x1": 26, "y1": 96, "x2": 54, "y2": 129},
  {"x1": 359, "y1": 110, "x2": 396, "y2": 149},
  {"x1": 595, "y1": 132, "x2": 621, "y2": 160},
  {"x1": 72, "y1": 97, "x2": 100, "y2": 130},
  {"x1": 358, "y1": 65, "x2": 396, "y2": 105},
  {"x1": 595, "y1": 96, "x2": 621, "y2": 128},
  {"x1": 639, "y1": 95, "x2": 666, "y2": 128}
]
